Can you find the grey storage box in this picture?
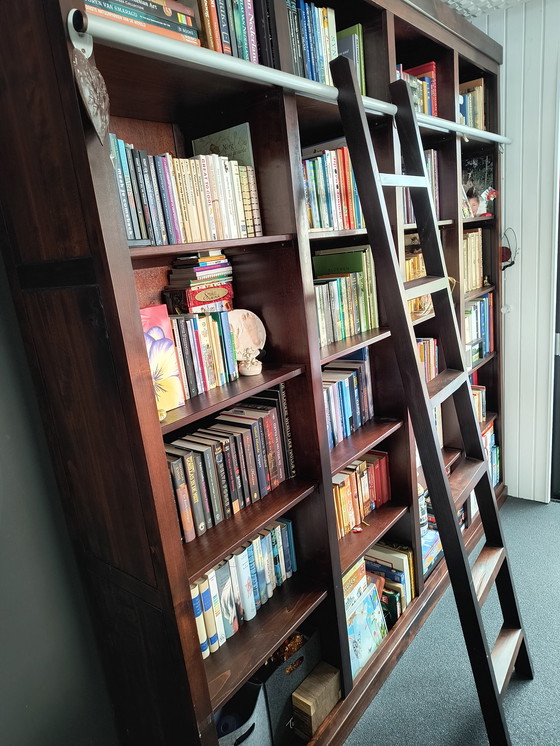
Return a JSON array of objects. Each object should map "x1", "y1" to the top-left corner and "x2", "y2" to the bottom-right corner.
[
  {"x1": 250, "y1": 628, "x2": 321, "y2": 746},
  {"x1": 216, "y1": 680, "x2": 272, "y2": 746}
]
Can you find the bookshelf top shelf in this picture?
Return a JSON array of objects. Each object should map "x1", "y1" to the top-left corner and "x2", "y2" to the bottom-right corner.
[{"x1": 88, "y1": 16, "x2": 510, "y2": 145}]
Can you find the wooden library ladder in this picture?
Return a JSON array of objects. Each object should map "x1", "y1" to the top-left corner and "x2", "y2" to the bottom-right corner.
[{"x1": 330, "y1": 56, "x2": 533, "y2": 746}]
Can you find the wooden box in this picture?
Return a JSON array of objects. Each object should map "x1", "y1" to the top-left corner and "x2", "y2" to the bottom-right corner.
[{"x1": 291, "y1": 662, "x2": 341, "y2": 740}]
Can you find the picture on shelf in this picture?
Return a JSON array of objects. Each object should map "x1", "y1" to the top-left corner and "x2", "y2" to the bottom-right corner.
[{"x1": 462, "y1": 154, "x2": 497, "y2": 216}]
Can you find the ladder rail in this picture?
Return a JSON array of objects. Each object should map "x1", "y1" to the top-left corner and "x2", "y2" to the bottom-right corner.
[{"x1": 330, "y1": 55, "x2": 533, "y2": 745}]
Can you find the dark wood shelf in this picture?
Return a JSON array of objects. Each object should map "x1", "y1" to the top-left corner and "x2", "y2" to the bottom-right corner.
[
  {"x1": 411, "y1": 309, "x2": 436, "y2": 325},
  {"x1": 443, "y1": 446, "x2": 463, "y2": 470},
  {"x1": 130, "y1": 234, "x2": 294, "y2": 265},
  {"x1": 464, "y1": 284, "x2": 495, "y2": 301},
  {"x1": 404, "y1": 219, "x2": 454, "y2": 232},
  {"x1": 469, "y1": 350, "x2": 497, "y2": 374},
  {"x1": 463, "y1": 215, "x2": 495, "y2": 226},
  {"x1": 339, "y1": 502, "x2": 409, "y2": 575},
  {"x1": 184, "y1": 477, "x2": 316, "y2": 583},
  {"x1": 320, "y1": 328, "x2": 391, "y2": 364},
  {"x1": 205, "y1": 576, "x2": 327, "y2": 711},
  {"x1": 330, "y1": 419, "x2": 404, "y2": 475},
  {"x1": 479, "y1": 411, "x2": 498, "y2": 432},
  {"x1": 308, "y1": 228, "x2": 368, "y2": 241},
  {"x1": 160, "y1": 365, "x2": 303, "y2": 434}
]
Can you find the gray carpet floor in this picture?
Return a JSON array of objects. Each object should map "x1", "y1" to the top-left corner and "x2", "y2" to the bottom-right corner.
[{"x1": 343, "y1": 497, "x2": 560, "y2": 746}]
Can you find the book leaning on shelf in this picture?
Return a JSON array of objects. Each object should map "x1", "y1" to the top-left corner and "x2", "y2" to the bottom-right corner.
[
  {"x1": 108, "y1": 132, "x2": 262, "y2": 247},
  {"x1": 190, "y1": 519, "x2": 297, "y2": 656},
  {"x1": 164, "y1": 385, "x2": 295, "y2": 537},
  {"x1": 342, "y1": 558, "x2": 387, "y2": 679}
]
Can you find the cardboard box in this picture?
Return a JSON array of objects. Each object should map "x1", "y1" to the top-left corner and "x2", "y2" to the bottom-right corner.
[{"x1": 291, "y1": 662, "x2": 341, "y2": 740}]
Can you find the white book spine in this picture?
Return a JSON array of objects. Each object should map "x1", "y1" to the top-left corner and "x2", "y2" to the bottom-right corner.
[{"x1": 233, "y1": 548, "x2": 257, "y2": 621}]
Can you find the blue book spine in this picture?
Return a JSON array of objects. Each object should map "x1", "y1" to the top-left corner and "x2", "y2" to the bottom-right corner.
[
  {"x1": 116, "y1": 137, "x2": 141, "y2": 240},
  {"x1": 311, "y1": 4, "x2": 325, "y2": 84},
  {"x1": 219, "y1": 311, "x2": 238, "y2": 380},
  {"x1": 278, "y1": 517, "x2": 297, "y2": 572},
  {"x1": 304, "y1": 2, "x2": 318, "y2": 81},
  {"x1": 279, "y1": 523, "x2": 292, "y2": 578},
  {"x1": 365, "y1": 559, "x2": 406, "y2": 586},
  {"x1": 108, "y1": 134, "x2": 134, "y2": 241},
  {"x1": 245, "y1": 543, "x2": 261, "y2": 611},
  {"x1": 340, "y1": 377, "x2": 353, "y2": 435},
  {"x1": 296, "y1": 0, "x2": 313, "y2": 80},
  {"x1": 269, "y1": 527, "x2": 283, "y2": 586}
]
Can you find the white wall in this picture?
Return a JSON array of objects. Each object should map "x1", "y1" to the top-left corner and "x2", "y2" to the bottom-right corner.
[{"x1": 474, "y1": 0, "x2": 559, "y2": 502}]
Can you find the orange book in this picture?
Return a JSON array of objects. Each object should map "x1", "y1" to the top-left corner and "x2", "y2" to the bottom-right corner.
[{"x1": 336, "y1": 147, "x2": 351, "y2": 230}]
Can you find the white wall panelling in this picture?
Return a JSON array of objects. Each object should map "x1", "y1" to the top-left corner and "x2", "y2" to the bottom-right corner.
[{"x1": 475, "y1": 0, "x2": 560, "y2": 502}]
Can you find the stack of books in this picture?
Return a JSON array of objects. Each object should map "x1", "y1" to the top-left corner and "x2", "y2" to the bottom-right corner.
[
  {"x1": 403, "y1": 149, "x2": 440, "y2": 224},
  {"x1": 405, "y1": 238, "x2": 432, "y2": 318},
  {"x1": 165, "y1": 385, "x2": 296, "y2": 539},
  {"x1": 302, "y1": 140, "x2": 364, "y2": 232},
  {"x1": 191, "y1": 518, "x2": 297, "y2": 657},
  {"x1": 108, "y1": 133, "x2": 261, "y2": 247},
  {"x1": 343, "y1": 558, "x2": 387, "y2": 679},
  {"x1": 313, "y1": 246, "x2": 379, "y2": 347},
  {"x1": 85, "y1": 0, "x2": 201, "y2": 46},
  {"x1": 396, "y1": 60, "x2": 438, "y2": 116},
  {"x1": 463, "y1": 228, "x2": 484, "y2": 291},
  {"x1": 164, "y1": 250, "x2": 234, "y2": 316},
  {"x1": 332, "y1": 450, "x2": 391, "y2": 540},
  {"x1": 365, "y1": 541, "x2": 415, "y2": 611},
  {"x1": 282, "y1": 3, "x2": 365, "y2": 92},
  {"x1": 321, "y1": 351, "x2": 375, "y2": 450}
]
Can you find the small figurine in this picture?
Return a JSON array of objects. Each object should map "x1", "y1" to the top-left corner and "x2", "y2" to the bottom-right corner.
[{"x1": 229, "y1": 309, "x2": 266, "y2": 376}]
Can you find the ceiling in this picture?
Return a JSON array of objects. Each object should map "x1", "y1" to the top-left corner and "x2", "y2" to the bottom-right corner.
[{"x1": 439, "y1": 0, "x2": 529, "y2": 18}]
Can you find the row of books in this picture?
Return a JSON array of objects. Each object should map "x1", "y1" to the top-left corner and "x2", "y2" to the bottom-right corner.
[
  {"x1": 471, "y1": 384, "x2": 487, "y2": 426},
  {"x1": 322, "y1": 351, "x2": 375, "y2": 450},
  {"x1": 459, "y1": 77, "x2": 486, "y2": 131},
  {"x1": 463, "y1": 228, "x2": 485, "y2": 292},
  {"x1": 481, "y1": 421, "x2": 500, "y2": 487},
  {"x1": 396, "y1": 60, "x2": 438, "y2": 117},
  {"x1": 302, "y1": 140, "x2": 364, "y2": 232},
  {"x1": 313, "y1": 246, "x2": 379, "y2": 348},
  {"x1": 404, "y1": 238, "x2": 432, "y2": 318},
  {"x1": 343, "y1": 558, "x2": 387, "y2": 679},
  {"x1": 109, "y1": 133, "x2": 262, "y2": 247},
  {"x1": 85, "y1": 0, "x2": 202, "y2": 45},
  {"x1": 416, "y1": 336, "x2": 439, "y2": 383},
  {"x1": 284, "y1": 3, "x2": 365, "y2": 92},
  {"x1": 403, "y1": 149, "x2": 440, "y2": 225},
  {"x1": 198, "y1": 0, "x2": 260, "y2": 61},
  {"x1": 465, "y1": 293, "x2": 494, "y2": 370},
  {"x1": 165, "y1": 385, "x2": 295, "y2": 540},
  {"x1": 332, "y1": 450, "x2": 391, "y2": 540},
  {"x1": 191, "y1": 517, "x2": 297, "y2": 657}
]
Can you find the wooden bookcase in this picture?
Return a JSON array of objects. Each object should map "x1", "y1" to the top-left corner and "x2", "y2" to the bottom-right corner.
[{"x1": 0, "y1": 1, "x2": 504, "y2": 744}]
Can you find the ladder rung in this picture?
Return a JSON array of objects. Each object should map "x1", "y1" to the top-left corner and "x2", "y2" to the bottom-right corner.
[
  {"x1": 379, "y1": 173, "x2": 428, "y2": 188},
  {"x1": 492, "y1": 627, "x2": 524, "y2": 696},
  {"x1": 448, "y1": 457, "x2": 487, "y2": 508},
  {"x1": 471, "y1": 545, "x2": 506, "y2": 606},
  {"x1": 404, "y1": 275, "x2": 448, "y2": 300},
  {"x1": 426, "y1": 369, "x2": 467, "y2": 408}
]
